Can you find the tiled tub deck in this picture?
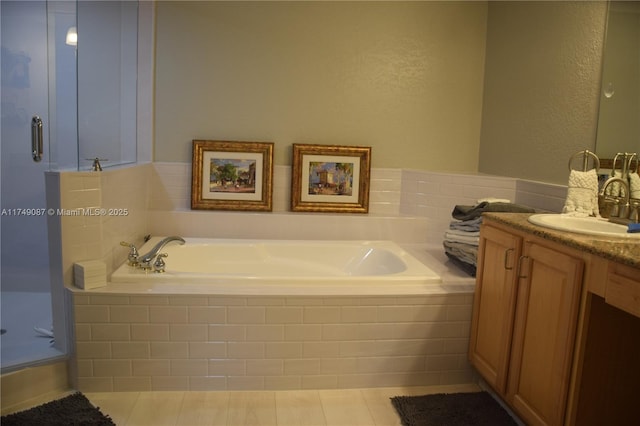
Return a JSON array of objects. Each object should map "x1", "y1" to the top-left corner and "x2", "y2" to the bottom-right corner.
[{"x1": 71, "y1": 291, "x2": 474, "y2": 392}]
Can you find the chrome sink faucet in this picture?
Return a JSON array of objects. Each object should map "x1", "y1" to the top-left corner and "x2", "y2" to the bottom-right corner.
[{"x1": 599, "y1": 177, "x2": 632, "y2": 221}]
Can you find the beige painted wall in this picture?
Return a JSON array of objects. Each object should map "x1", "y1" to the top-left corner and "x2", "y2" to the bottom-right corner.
[
  {"x1": 478, "y1": 1, "x2": 608, "y2": 185},
  {"x1": 154, "y1": 1, "x2": 488, "y2": 172},
  {"x1": 154, "y1": 1, "x2": 609, "y2": 184}
]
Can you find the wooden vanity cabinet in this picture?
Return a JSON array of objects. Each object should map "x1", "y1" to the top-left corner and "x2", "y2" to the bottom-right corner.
[
  {"x1": 469, "y1": 220, "x2": 584, "y2": 426},
  {"x1": 507, "y1": 240, "x2": 583, "y2": 426},
  {"x1": 468, "y1": 224, "x2": 521, "y2": 395}
]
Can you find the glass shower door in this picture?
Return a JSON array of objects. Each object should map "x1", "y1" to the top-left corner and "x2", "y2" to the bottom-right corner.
[{"x1": 1, "y1": 0, "x2": 65, "y2": 371}]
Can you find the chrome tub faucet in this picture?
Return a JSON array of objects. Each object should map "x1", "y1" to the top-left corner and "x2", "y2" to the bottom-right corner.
[{"x1": 120, "y1": 236, "x2": 185, "y2": 272}]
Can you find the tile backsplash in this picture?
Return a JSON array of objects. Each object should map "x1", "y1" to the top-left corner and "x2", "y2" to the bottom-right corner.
[{"x1": 149, "y1": 163, "x2": 403, "y2": 215}]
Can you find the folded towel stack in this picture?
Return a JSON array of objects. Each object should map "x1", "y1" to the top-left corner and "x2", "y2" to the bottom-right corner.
[
  {"x1": 562, "y1": 169, "x2": 599, "y2": 217},
  {"x1": 443, "y1": 200, "x2": 536, "y2": 277}
]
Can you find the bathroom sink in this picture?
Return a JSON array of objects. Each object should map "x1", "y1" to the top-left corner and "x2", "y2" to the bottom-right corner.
[{"x1": 527, "y1": 214, "x2": 640, "y2": 238}]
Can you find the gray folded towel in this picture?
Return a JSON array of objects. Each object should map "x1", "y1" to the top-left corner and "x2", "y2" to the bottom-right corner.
[
  {"x1": 449, "y1": 216, "x2": 483, "y2": 232},
  {"x1": 452, "y1": 202, "x2": 535, "y2": 221}
]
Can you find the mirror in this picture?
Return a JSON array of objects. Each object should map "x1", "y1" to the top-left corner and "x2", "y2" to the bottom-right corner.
[{"x1": 595, "y1": 1, "x2": 640, "y2": 163}]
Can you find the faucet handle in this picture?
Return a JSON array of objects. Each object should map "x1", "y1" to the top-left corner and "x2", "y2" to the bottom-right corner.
[
  {"x1": 153, "y1": 253, "x2": 168, "y2": 273},
  {"x1": 120, "y1": 241, "x2": 139, "y2": 266}
]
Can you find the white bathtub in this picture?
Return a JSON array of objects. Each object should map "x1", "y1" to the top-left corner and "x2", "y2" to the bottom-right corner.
[{"x1": 109, "y1": 237, "x2": 442, "y2": 295}]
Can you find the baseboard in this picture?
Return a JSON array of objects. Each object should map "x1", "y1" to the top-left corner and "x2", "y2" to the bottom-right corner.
[{"x1": 1, "y1": 360, "x2": 71, "y2": 415}]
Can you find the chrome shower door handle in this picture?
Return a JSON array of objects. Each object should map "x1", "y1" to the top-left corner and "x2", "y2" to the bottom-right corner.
[{"x1": 31, "y1": 115, "x2": 43, "y2": 162}]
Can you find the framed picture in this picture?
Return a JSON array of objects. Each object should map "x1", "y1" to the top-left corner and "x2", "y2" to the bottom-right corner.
[
  {"x1": 291, "y1": 144, "x2": 371, "y2": 213},
  {"x1": 191, "y1": 140, "x2": 274, "y2": 211}
]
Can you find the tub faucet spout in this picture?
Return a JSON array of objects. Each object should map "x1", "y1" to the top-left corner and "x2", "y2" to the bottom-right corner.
[{"x1": 138, "y1": 236, "x2": 185, "y2": 269}]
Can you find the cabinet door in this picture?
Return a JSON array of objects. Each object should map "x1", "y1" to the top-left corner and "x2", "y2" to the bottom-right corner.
[
  {"x1": 468, "y1": 224, "x2": 522, "y2": 395},
  {"x1": 508, "y1": 241, "x2": 583, "y2": 426}
]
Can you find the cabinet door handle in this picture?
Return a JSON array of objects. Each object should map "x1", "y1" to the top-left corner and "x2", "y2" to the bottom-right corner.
[
  {"x1": 517, "y1": 255, "x2": 530, "y2": 279},
  {"x1": 504, "y1": 248, "x2": 515, "y2": 270}
]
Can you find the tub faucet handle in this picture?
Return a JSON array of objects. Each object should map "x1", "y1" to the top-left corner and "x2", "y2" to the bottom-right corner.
[
  {"x1": 120, "y1": 241, "x2": 139, "y2": 266},
  {"x1": 153, "y1": 253, "x2": 168, "y2": 273}
]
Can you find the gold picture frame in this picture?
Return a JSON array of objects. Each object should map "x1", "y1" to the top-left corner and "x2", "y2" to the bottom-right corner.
[
  {"x1": 191, "y1": 140, "x2": 274, "y2": 211},
  {"x1": 291, "y1": 144, "x2": 371, "y2": 213}
]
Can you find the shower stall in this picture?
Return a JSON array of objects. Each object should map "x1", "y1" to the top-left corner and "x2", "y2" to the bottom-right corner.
[{"x1": 1, "y1": 0, "x2": 139, "y2": 373}]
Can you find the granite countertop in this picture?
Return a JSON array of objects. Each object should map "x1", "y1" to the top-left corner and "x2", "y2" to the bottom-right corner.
[{"x1": 483, "y1": 213, "x2": 640, "y2": 270}]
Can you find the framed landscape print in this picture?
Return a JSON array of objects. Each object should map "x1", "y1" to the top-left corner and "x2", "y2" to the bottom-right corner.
[
  {"x1": 291, "y1": 144, "x2": 371, "y2": 213},
  {"x1": 191, "y1": 140, "x2": 274, "y2": 211}
]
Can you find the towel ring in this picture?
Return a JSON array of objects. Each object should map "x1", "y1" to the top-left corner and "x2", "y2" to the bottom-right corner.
[
  {"x1": 612, "y1": 152, "x2": 638, "y2": 176},
  {"x1": 568, "y1": 150, "x2": 600, "y2": 173}
]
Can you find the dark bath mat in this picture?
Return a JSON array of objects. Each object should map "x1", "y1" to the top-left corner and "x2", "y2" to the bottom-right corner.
[
  {"x1": 391, "y1": 391, "x2": 518, "y2": 426},
  {"x1": 1, "y1": 392, "x2": 115, "y2": 426}
]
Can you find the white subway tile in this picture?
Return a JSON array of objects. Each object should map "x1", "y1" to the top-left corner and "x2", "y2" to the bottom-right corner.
[
  {"x1": 209, "y1": 360, "x2": 245, "y2": 376},
  {"x1": 188, "y1": 306, "x2": 226, "y2": 324},
  {"x1": 77, "y1": 342, "x2": 112, "y2": 359},
  {"x1": 285, "y1": 325, "x2": 323, "y2": 341},
  {"x1": 228, "y1": 307, "x2": 265, "y2": 324},
  {"x1": 112, "y1": 342, "x2": 150, "y2": 359},
  {"x1": 303, "y1": 307, "x2": 341, "y2": 323},
  {"x1": 302, "y1": 342, "x2": 340, "y2": 358},
  {"x1": 285, "y1": 359, "x2": 321, "y2": 375},
  {"x1": 266, "y1": 307, "x2": 303, "y2": 324},
  {"x1": 150, "y1": 306, "x2": 188, "y2": 324},
  {"x1": 91, "y1": 324, "x2": 130, "y2": 341},
  {"x1": 150, "y1": 342, "x2": 189, "y2": 359},
  {"x1": 93, "y1": 359, "x2": 132, "y2": 377},
  {"x1": 75, "y1": 305, "x2": 109, "y2": 323},
  {"x1": 110, "y1": 305, "x2": 149, "y2": 323},
  {"x1": 189, "y1": 342, "x2": 226, "y2": 359},
  {"x1": 171, "y1": 359, "x2": 208, "y2": 376},
  {"x1": 265, "y1": 342, "x2": 302, "y2": 359},
  {"x1": 228, "y1": 342, "x2": 265, "y2": 359},
  {"x1": 131, "y1": 324, "x2": 169, "y2": 341},
  {"x1": 132, "y1": 359, "x2": 170, "y2": 376},
  {"x1": 209, "y1": 325, "x2": 245, "y2": 341},
  {"x1": 246, "y1": 359, "x2": 283, "y2": 376},
  {"x1": 246, "y1": 325, "x2": 284, "y2": 341},
  {"x1": 169, "y1": 324, "x2": 208, "y2": 341}
]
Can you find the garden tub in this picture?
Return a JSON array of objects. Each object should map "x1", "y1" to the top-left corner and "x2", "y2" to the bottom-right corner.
[{"x1": 109, "y1": 237, "x2": 442, "y2": 295}]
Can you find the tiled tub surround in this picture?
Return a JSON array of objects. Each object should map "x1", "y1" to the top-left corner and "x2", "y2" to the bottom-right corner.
[
  {"x1": 52, "y1": 163, "x2": 567, "y2": 392},
  {"x1": 52, "y1": 162, "x2": 566, "y2": 282},
  {"x1": 72, "y1": 292, "x2": 475, "y2": 392}
]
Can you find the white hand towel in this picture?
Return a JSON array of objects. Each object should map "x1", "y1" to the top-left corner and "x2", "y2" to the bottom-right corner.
[
  {"x1": 562, "y1": 169, "x2": 599, "y2": 217},
  {"x1": 630, "y1": 172, "x2": 640, "y2": 199}
]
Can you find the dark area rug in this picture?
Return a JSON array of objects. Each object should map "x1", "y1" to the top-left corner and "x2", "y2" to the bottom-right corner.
[
  {"x1": 391, "y1": 391, "x2": 518, "y2": 426},
  {"x1": 1, "y1": 392, "x2": 115, "y2": 426}
]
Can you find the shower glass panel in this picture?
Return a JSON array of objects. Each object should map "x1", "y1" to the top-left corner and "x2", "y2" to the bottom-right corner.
[
  {"x1": 77, "y1": 0, "x2": 138, "y2": 170},
  {"x1": 1, "y1": 0, "x2": 139, "y2": 373},
  {"x1": 1, "y1": 0, "x2": 75, "y2": 371}
]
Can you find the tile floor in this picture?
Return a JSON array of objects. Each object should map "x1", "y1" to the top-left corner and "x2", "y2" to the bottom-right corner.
[{"x1": 84, "y1": 383, "x2": 482, "y2": 426}]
